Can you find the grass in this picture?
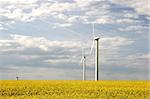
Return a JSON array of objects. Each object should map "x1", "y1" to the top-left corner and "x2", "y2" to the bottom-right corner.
[{"x1": 0, "y1": 80, "x2": 150, "y2": 99}]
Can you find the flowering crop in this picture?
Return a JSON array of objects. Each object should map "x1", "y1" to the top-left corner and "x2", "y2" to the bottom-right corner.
[{"x1": 0, "y1": 80, "x2": 149, "y2": 99}]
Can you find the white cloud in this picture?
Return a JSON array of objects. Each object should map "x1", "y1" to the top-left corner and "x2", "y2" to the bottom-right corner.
[
  {"x1": 53, "y1": 23, "x2": 72, "y2": 28},
  {"x1": 0, "y1": 0, "x2": 116, "y2": 30},
  {"x1": 0, "y1": 0, "x2": 77, "y2": 30},
  {"x1": 74, "y1": 0, "x2": 92, "y2": 8},
  {"x1": 116, "y1": 18, "x2": 136, "y2": 24},
  {"x1": 0, "y1": 40, "x2": 15, "y2": 47},
  {"x1": 44, "y1": 58, "x2": 77, "y2": 64},
  {"x1": 111, "y1": 0, "x2": 150, "y2": 16},
  {"x1": 0, "y1": 0, "x2": 148, "y2": 30},
  {"x1": 0, "y1": 0, "x2": 38, "y2": 4},
  {"x1": 128, "y1": 54, "x2": 150, "y2": 60},
  {"x1": 67, "y1": 15, "x2": 88, "y2": 23},
  {"x1": 11, "y1": 34, "x2": 49, "y2": 51},
  {"x1": 0, "y1": 34, "x2": 135, "y2": 66},
  {"x1": 95, "y1": 36, "x2": 135, "y2": 65},
  {"x1": 123, "y1": 12, "x2": 139, "y2": 19},
  {"x1": 0, "y1": 24, "x2": 5, "y2": 30},
  {"x1": 18, "y1": 55, "x2": 40, "y2": 61},
  {"x1": 118, "y1": 25, "x2": 148, "y2": 32},
  {"x1": 10, "y1": 34, "x2": 83, "y2": 51},
  {"x1": 31, "y1": 2, "x2": 75, "y2": 19},
  {"x1": 146, "y1": 16, "x2": 150, "y2": 20},
  {"x1": 74, "y1": 0, "x2": 112, "y2": 24},
  {"x1": 0, "y1": 39, "x2": 24, "y2": 52},
  {"x1": 95, "y1": 16, "x2": 114, "y2": 24},
  {"x1": 99, "y1": 52, "x2": 149, "y2": 72},
  {"x1": 9, "y1": 34, "x2": 134, "y2": 53},
  {"x1": 101, "y1": 36, "x2": 134, "y2": 47},
  {"x1": 116, "y1": 53, "x2": 149, "y2": 68}
]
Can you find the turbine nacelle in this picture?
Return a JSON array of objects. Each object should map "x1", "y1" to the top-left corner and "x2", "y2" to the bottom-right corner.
[{"x1": 94, "y1": 36, "x2": 100, "y2": 40}]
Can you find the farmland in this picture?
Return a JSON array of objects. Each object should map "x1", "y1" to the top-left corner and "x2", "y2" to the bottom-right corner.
[{"x1": 0, "y1": 80, "x2": 150, "y2": 99}]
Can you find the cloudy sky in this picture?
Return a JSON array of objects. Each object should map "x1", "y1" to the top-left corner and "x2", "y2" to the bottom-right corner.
[{"x1": 0, "y1": 0, "x2": 149, "y2": 80}]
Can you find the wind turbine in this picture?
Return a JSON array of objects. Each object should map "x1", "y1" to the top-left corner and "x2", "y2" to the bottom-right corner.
[
  {"x1": 16, "y1": 76, "x2": 19, "y2": 80},
  {"x1": 80, "y1": 46, "x2": 86, "y2": 80},
  {"x1": 90, "y1": 23, "x2": 100, "y2": 81}
]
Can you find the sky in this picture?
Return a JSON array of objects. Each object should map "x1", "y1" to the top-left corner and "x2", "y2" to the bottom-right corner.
[{"x1": 0, "y1": 0, "x2": 149, "y2": 80}]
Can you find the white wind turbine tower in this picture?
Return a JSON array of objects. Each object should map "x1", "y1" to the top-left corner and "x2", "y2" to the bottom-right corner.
[
  {"x1": 90, "y1": 23, "x2": 100, "y2": 81},
  {"x1": 80, "y1": 47, "x2": 86, "y2": 80}
]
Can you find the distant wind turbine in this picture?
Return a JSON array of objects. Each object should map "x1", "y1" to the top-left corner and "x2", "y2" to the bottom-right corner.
[
  {"x1": 16, "y1": 76, "x2": 19, "y2": 80},
  {"x1": 80, "y1": 46, "x2": 86, "y2": 80}
]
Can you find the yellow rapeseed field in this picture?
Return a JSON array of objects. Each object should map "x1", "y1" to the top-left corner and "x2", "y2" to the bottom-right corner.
[{"x1": 0, "y1": 80, "x2": 150, "y2": 99}]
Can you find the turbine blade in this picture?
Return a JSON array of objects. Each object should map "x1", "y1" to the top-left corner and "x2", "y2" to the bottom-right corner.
[
  {"x1": 80, "y1": 57, "x2": 83, "y2": 64},
  {"x1": 92, "y1": 23, "x2": 95, "y2": 38},
  {"x1": 90, "y1": 40, "x2": 94, "y2": 55},
  {"x1": 82, "y1": 45, "x2": 84, "y2": 56},
  {"x1": 89, "y1": 23, "x2": 95, "y2": 55}
]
